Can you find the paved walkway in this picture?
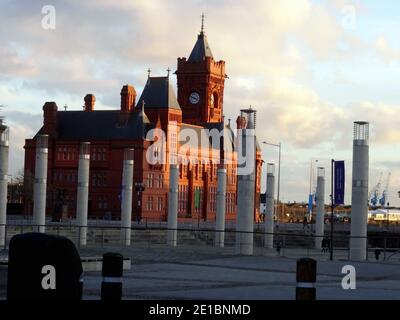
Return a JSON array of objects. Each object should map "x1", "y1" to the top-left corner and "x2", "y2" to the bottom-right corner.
[
  {"x1": 2, "y1": 244, "x2": 400, "y2": 300},
  {"x1": 79, "y1": 245, "x2": 400, "y2": 300}
]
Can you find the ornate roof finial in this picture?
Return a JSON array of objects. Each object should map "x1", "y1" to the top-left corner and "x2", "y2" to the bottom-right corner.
[
  {"x1": 147, "y1": 68, "x2": 151, "y2": 78},
  {"x1": 141, "y1": 100, "x2": 145, "y2": 110},
  {"x1": 201, "y1": 13, "x2": 205, "y2": 34},
  {"x1": 167, "y1": 67, "x2": 171, "y2": 78},
  {"x1": 64, "y1": 104, "x2": 68, "y2": 111}
]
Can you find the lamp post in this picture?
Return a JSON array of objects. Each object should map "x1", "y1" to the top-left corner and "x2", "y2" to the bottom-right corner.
[
  {"x1": 262, "y1": 141, "x2": 281, "y2": 225},
  {"x1": 134, "y1": 182, "x2": 145, "y2": 224}
]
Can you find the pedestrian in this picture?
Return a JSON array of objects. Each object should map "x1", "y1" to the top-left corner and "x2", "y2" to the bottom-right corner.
[
  {"x1": 374, "y1": 248, "x2": 381, "y2": 261},
  {"x1": 276, "y1": 242, "x2": 282, "y2": 256},
  {"x1": 321, "y1": 238, "x2": 327, "y2": 252},
  {"x1": 303, "y1": 216, "x2": 308, "y2": 229}
]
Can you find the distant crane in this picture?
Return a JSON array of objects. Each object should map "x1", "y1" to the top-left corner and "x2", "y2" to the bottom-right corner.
[
  {"x1": 379, "y1": 172, "x2": 391, "y2": 207},
  {"x1": 370, "y1": 172, "x2": 383, "y2": 206}
]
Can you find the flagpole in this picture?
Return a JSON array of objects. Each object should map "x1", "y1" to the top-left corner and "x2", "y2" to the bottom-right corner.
[{"x1": 330, "y1": 159, "x2": 335, "y2": 261}]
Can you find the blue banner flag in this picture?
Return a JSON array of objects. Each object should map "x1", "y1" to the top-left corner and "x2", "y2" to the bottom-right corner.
[
  {"x1": 308, "y1": 194, "x2": 314, "y2": 212},
  {"x1": 334, "y1": 161, "x2": 345, "y2": 205}
]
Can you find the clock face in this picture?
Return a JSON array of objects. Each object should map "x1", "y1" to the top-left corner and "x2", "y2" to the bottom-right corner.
[{"x1": 189, "y1": 92, "x2": 200, "y2": 105}]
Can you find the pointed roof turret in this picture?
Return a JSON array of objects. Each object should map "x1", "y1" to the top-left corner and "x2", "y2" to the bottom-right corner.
[
  {"x1": 136, "y1": 76, "x2": 181, "y2": 110},
  {"x1": 188, "y1": 13, "x2": 214, "y2": 62},
  {"x1": 138, "y1": 100, "x2": 150, "y2": 123}
]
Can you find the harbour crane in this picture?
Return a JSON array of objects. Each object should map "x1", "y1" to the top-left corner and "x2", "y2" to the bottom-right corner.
[
  {"x1": 379, "y1": 172, "x2": 391, "y2": 207},
  {"x1": 370, "y1": 172, "x2": 383, "y2": 206}
]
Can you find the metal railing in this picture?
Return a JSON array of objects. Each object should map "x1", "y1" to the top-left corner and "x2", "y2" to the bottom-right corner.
[{"x1": 1, "y1": 222, "x2": 400, "y2": 261}]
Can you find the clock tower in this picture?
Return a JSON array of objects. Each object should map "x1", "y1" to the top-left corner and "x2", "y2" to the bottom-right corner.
[{"x1": 176, "y1": 17, "x2": 226, "y2": 125}]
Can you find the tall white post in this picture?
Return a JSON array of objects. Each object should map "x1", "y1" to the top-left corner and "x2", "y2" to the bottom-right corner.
[
  {"x1": 121, "y1": 148, "x2": 134, "y2": 246},
  {"x1": 33, "y1": 135, "x2": 48, "y2": 233},
  {"x1": 215, "y1": 167, "x2": 226, "y2": 247},
  {"x1": 76, "y1": 142, "x2": 90, "y2": 246},
  {"x1": 350, "y1": 121, "x2": 369, "y2": 260},
  {"x1": 315, "y1": 167, "x2": 325, "y2": 249},
  {"x1": 235, "y1": 109, "x2": 256, "y2": 255},
  {"x1": 0, "y1": 120, "x2": 9, "y2": 246},
  {"x1": 167, "y1": 163, "x2": 179, "y2": 246},
  {"x1": 264, "y1": 163, "x2": 275, "y2": 249}
]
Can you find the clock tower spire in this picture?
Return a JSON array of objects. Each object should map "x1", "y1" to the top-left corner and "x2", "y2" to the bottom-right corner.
[{"x1": 175, "y1": 16, "x2": 226, "y2": 125}]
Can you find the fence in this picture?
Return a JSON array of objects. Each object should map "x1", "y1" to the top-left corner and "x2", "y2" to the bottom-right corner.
[{"x1": 2, "y1": 221, "x2": 400, "y2": 261}]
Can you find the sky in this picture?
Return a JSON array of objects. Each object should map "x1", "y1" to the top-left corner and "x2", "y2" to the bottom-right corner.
[{"x1": 0, "y1": 0, "x2": 400, "y2": 206}]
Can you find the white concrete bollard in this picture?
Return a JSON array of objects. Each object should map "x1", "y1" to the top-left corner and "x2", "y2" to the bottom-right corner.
[
  {"x1": 0, "y1": 120, "x2": 9, "y2": 246},
  {"x1": 215, "y1": 167, "x2": 227, "y2": 247},
  {"x1": 121, "y1": 148, "x2": 134, "y2": 246},
  {"x1": 235, "y1": 111, "x2": 256, "y2": 256},
  {"x1": 350, "y1": 121, "x2": 369, "y2": 260},
  {"x1": 264, "y1": 163, "x2": 275, "y2": 249},
  {"x1": 33, "y1": 135, "x2": 48, "y2": 233},
  {"x1": 167, "y1": 163, "x2": 179, "y2": 247},
  {"x1": 315, "y1": 168, "x2": 325, "y2": 250},
  {"x1": 76, "y1": 142, "x2": 90, "y2": 246}
]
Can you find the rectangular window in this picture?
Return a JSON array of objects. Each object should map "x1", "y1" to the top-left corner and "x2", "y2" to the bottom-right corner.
[
  {"x1": 158, "y1": 197, "x2": 163, "y2": 211},
  {"x1": 158, "y1": 175, "x2": 163, "y2": 188},
  {"x1": 98, "y1": 196, "x2": 103, "y2": 209},
  {"x1": 170, "y1": 132, "x2": 177, "y2": 152},
  {"x1": 147, "y1": 196, "x2": 153, "y2": 211},
  {"x1": 149, "y1": 173, "x2": 154, "y2": 188}
]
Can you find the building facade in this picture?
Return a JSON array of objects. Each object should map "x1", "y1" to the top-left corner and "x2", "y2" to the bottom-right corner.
[{"x1": 24, "y1": 26, "x2": 263, "y2": 223}]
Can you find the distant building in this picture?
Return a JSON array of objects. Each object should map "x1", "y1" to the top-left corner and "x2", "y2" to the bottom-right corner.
[{"x1": 24, "y1": 23, "x2": 263, "y2": 222}]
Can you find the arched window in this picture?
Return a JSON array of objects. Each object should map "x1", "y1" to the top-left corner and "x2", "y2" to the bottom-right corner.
[{"x1": 211, "y1": 92, "x2": 218, "y2": 109}]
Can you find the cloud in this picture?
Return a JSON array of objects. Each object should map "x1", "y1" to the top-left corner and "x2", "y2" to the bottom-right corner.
[
  {"x1": 1, "y1": 111, "x2": 42, "y2": 174},
  {"x1": 0, "y1": 0, "x2": 361, "y2": 96},
  {"x1": 1, "y1": 0, "x2": 399, "y2": 204},
  {"x1": 0, "y1": 46, "x2": 38, "y2": 78},
  {"x1": 347, "y1": 102, "x2": 400, "y2": 145},
  {"x1": 375, "y1": 37, "x2": 400, "y2": 64}
]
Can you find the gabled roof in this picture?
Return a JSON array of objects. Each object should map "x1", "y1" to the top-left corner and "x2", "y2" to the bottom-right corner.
[
  {"x1": 136, "y1": 77, "x2": 181, "y2": 110},
  {"x1": 188, "y1": 32, "x2": 214, "y2": 62},
  {"x1": 52, "y1": 110, "x2": 150, "y2": 140}
]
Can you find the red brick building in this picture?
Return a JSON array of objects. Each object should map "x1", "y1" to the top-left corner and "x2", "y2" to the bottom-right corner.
[{"x1": 24, "y1": 26, "x2": 263, "y2": 222}]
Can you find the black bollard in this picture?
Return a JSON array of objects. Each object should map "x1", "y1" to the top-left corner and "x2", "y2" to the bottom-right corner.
[
  {"x1": 101, "y1": 252, "x2": 123, "y2": 300},
  {"x1": 7, "y1": 233, "x2": 83, "y2": 300},
  {"x1": 296, "y1": 258, "x2": 316, "y2": 300}
]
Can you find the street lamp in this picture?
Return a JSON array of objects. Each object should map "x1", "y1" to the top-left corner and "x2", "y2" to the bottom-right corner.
[{"x1": 262, "y1": 141, "x2": 281, "y2": 225}]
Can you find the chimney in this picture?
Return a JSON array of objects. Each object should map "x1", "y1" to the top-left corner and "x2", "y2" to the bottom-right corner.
[
  {"x1": 236, "y1": 116, "x2": 247, "y2": 129},
  {"x1": 120, "y1": 85, "x2": 137, "y2": 112},
  {"x1": 42, "y1": 102, "x2": 58, "y2": 135},
  {"x1": 84, "y1": 94, "x2": 96, "y2": 111}
]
